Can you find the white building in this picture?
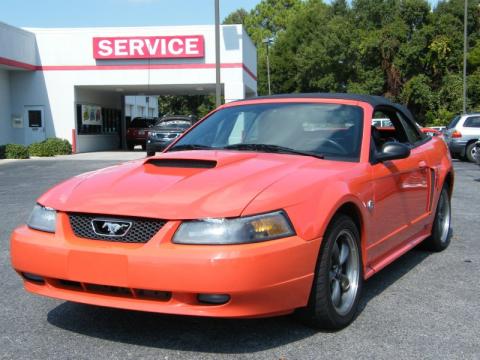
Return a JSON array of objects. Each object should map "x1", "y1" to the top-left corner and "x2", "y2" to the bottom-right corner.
[
  {"x1": 0, "y1": 21, "x2": 257, "y2": 152},
  {"x1": 125, "y1": 96, "x2": 159, "y2": 119}
]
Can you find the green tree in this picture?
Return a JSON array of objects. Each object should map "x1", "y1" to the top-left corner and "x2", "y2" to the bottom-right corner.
[
  {"x1": 222, "y1": 8, "x2": 249, "y2": 25},
  {"x1": 225, "y1": 0, "x2": 303, "y2": 95},
  {"x1": 221, "y1": 0, "x2": 480, "y2": 121},
  {"x1": 157, "y1": 95, "x2": 216, "y2": 119}
]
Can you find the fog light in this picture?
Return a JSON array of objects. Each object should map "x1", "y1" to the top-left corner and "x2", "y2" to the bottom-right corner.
[
  {"x1": 197, "y1": 293, "x2": 230, "y2": 305},
  {"x1": 22, "y1": 272, "x2": 45, "y2": 284}
]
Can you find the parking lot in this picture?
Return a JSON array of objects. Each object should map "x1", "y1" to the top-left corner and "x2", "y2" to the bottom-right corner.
[{"x1": 0, "y1": 155, "x2": 479, "y2": 359}]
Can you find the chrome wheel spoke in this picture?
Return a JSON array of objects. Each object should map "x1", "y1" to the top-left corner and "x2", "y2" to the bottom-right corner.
[
  {"x1": 331, "y1": 279, "x2": 341, "y2": 307},
  {"x1": 339, "y1": 242, "x2": 350, "y2": 265}
]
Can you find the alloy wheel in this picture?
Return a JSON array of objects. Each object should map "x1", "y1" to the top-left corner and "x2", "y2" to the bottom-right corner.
[
  {"x1": 437, "y1": 191, "x2": 451, "y2": 244},
  {"x1": 329, "y1": 229, "x2": 360, "y2": 316}
]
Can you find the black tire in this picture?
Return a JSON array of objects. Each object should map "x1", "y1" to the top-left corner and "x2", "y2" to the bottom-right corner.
[
  {"x1": 141, "y1": 144, "x2": 146, "y2": 151},
  {"x1": 146, "y1": 150, "x2": 155, "y2": 157},
  {"x1": 126, "y1": 142, "x2": 134, "y2": 151},
  {"x1": 297, "y1": 214, "x2": 363, "y2": 330},
  {"x1": 424, "y1": 186, "x2": 452, "y2": 252},
  {"x1": 466, "y1": 142, "x2": 478, "y2": 163}
]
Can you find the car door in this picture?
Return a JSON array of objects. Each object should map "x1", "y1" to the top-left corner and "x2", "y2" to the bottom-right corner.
[{"x1": 368, "y1": 107, "x2": 431, "y2": 265}]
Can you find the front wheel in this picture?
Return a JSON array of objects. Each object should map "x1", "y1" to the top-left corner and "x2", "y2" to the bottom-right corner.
[
  {"x1": 424, "y1": 186, "x2": 451, "y2": 252},
  {"x1": 297, "y1": 215, "x2": 363, "y2": 330}
]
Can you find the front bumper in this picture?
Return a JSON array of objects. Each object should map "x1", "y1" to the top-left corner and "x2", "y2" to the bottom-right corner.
[{"x1": 11, "y1": 213, "x2": 320, "y2": 318}]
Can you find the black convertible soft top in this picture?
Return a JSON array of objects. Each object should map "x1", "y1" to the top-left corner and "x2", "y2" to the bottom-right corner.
[{"x1": 247, "y1": 92, "x2": 417, "y2": 123}]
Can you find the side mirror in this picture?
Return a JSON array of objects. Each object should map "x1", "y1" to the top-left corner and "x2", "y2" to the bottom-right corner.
[{"x1": 376, "y1": 142, "x2": 411, "y2": 162}]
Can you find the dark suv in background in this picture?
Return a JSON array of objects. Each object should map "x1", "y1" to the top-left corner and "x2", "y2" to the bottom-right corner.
[
  {"x1": 146, "y1": 115, "x2": 196, "y2": 156},
  {"x1": 126, "y1": 117, "x2": 157, "y2": 150}
]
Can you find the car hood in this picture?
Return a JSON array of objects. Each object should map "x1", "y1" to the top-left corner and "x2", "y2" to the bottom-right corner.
[{"x1": 38, "y1": 150, "x2": 330, "y2": 220}]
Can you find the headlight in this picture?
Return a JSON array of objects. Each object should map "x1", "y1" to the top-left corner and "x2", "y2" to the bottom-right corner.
[
  {"x1": 27, "y1": 204, "x2": 57, "y2": 233},
  {"x1": 173, "y1": 211, "x2": 295, "y2": 245}
]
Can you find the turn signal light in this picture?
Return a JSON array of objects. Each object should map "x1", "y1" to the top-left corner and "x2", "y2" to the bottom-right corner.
[{"x1": 451, "y1": 131, "x2": 462, "y2": 138}]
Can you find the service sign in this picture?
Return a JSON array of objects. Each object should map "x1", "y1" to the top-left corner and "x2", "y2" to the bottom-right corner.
[
  {"x1": 93, "y1": 35, "x2": 205, "y2": 60},
  {"x1": 81, "y1": 105, "x2": 102, "y2": 126}
]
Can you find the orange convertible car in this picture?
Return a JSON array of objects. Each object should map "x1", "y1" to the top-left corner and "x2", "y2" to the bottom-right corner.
[{"x1": 11, "y1": 94, "x2": 454, "y2": 329}]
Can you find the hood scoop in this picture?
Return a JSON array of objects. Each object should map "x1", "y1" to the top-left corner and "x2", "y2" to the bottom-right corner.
[{"x1": 145, "y1": 158, "x2": 217, "y2": 169}]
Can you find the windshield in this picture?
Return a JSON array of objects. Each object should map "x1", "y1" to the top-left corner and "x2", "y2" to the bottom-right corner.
[{"x1": 170, "y1": 103, "x2": 364, "y2": 161}]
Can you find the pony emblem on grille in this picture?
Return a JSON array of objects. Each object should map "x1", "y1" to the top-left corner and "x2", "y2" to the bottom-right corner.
[{"x1": 91, "y1": 219, "x2": 132, "y2": 237}]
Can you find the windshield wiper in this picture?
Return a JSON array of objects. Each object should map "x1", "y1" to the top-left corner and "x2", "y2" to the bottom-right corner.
[
  {"x1": 168, "y1": 144, "x2": 214, "y2": 152},
  {"x1": 221, "y1": 143, "x2": 324, "y2": 159}
]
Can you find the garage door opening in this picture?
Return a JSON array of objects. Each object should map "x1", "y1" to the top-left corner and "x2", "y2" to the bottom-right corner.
[{"x1": 74, "y1": 83, "x2": 255, "y2": 153}]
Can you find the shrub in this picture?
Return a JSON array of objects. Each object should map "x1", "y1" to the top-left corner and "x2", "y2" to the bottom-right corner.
[
  {"x1": 4, "y1": 144, "x2": 29, "y2": 159},
  {"x1": 28, "y1": 138, "x2": 72, "y2": 157},
  {"x1": 0, "y1": 145, "x2": 5, "y2": 159}
]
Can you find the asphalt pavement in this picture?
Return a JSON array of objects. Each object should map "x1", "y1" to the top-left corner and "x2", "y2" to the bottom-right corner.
[{"x1": 0, "y1": 155, "x2": 479, "y2": 360}]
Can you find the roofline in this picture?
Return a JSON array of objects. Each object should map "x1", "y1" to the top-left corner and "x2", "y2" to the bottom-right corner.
[
  {"x1": 234, "y1": 92, "x2": 418, "y2": 122},
  {"x1": 240, "y1": 92, "x2": 395, "y2": 107}
]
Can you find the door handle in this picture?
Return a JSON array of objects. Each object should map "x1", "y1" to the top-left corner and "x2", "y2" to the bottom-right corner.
[{"x1": 418, "y1": 161, "x2": 427, "y2": 169}]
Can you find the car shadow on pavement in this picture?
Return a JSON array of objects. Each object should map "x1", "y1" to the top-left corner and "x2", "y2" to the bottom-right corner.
[
  {"x1": 357, "y1": 248, "x2": 431, "y2": 313},
  {"x1": 47, "y1": 249, "x2": 431, "y2": 353}
]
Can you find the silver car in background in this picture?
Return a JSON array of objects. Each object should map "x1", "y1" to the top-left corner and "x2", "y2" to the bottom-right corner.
[{"x1": 443, "y1": 113, "x2": 480, "y2": 162}]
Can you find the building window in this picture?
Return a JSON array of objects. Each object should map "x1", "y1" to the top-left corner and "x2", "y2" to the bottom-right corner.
[
  {"x1": 76, "y1": 104, "x2": 121, "y2": 135},
  {"x1": 28, "y1": 110, "x2": 42, "y2": 128}
]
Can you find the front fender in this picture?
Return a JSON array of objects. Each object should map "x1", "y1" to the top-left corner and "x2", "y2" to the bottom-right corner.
[{"x1": 241, "y1": 165, "x2": 373, "y2": 242}]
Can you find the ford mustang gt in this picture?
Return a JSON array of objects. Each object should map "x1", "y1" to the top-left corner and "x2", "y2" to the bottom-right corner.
[{"x1": 11, "y1": 94, "x2": 454, "y2": 329}]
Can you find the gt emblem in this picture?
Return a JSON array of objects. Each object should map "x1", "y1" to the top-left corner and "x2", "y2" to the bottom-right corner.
[{"x1": 91, "y1": 219, "x2": 132, "y2": 237}]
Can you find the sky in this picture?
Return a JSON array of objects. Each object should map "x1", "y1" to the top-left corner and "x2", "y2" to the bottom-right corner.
[{"x1": 0, "y1": 0, "x2": 441, "y2": 29}]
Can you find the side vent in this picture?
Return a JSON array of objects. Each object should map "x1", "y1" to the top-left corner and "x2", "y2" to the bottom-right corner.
[{"x1": 145, "y1": 159, "x2": 217, "y2": 169}]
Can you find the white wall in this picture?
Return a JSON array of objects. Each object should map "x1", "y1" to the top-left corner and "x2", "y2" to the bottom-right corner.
[
  {"x1": 76, "y1": 88, "x2": 122, "y2": 108},
  {"x1": 0, "y1": 22, "x2": 36, "y2": 66},
  {"x1": 2, "y1": 23, "x2": 257, "y2": 151},
  {"x1": 242, "y1": 29, "x2": 258, "y2": 97},
  {"x1": 0, "y1": 70, "x2": 11, "y2": 145},
  {"x1": 125, "y1": 96, "x2": 158, "y2": 119},
  {"x1": 9, "y1": 71, "x2": 55, "y2": 144}
]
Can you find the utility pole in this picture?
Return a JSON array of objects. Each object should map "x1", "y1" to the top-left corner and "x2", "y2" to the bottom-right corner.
[
  {"x1": 463, "y1": 0, "x2": 468, "y2": 114},
  {"x1": 215, "y1": 0, "x2": 221, "y2": 107},
  {"x1": 263, "y1": 37, "x2": 273, "y2": 95}
]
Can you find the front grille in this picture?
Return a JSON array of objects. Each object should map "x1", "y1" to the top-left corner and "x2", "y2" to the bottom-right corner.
[{"x1": 69, "y1": 213, "x2": 166, "y2": 243}]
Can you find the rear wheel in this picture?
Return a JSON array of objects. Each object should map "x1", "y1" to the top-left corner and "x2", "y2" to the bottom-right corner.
[
  {"x1": 466, "y1": 142, "x2": 478, "y2": 163},
  {"x1": 298, "y1": 215, "x2": 362, "y2": 330},
  {"x1": 126, "y1": 142, "x2": 134, "y2": 151},
  {"x1": 146, "y1": 150, "x2": 155, "y2": 157},
  {"x1": 424, "y1": 186, "x2": 451, "y2": 252}
]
